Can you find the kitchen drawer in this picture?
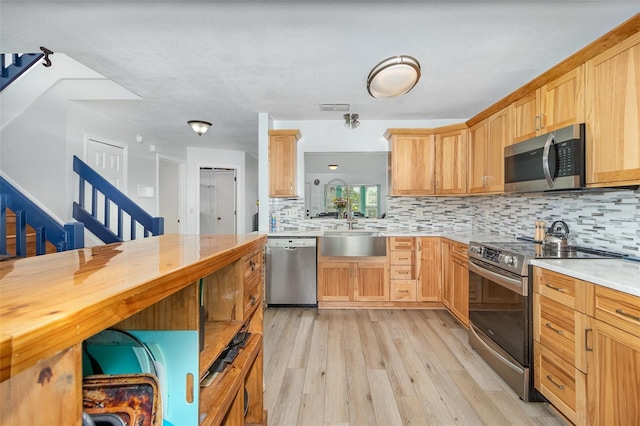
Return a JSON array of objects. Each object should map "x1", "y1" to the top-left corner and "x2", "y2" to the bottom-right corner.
[
  {"x1": 244, "y1": 269, "x2": 262, "y2": 294},
  {"x1": 243, "y1": 276, "x2": 262, "y2": 318},
  {"x1": 391, "y1": 280, "x2": 417, "y2": 301},
  {"x1": 534, "y1": 341, "x2": 586, "y2": 425},
  {"x1": 390, "y1": 251, "x2": 414, "y2": 265},
  {"x1": 594, "y1": 286, "x2": 640, "y2": 338},
  {"x1": 244, "y1": 250, "x2": 263, "y2": 280},
  {"x1": 390, "y1": 265, "x2": 413, "y2": 280},
  {"x1": 534, "y1": 293, "x2": 587, "y2": 370},
  {"x1": 389, "y1": 237, "x2": 415, "y2": 251},
  {"x1": 451, "y1": 241, "x2": 468, "y2": 259},
  {"x1": 533, "y1": 267, "x2": 593, "y2": 313}
]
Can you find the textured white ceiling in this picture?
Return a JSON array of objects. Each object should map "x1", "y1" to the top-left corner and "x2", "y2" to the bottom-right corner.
[{"x1": 1, "y1": 1, "x2": 638, "y2": 157}]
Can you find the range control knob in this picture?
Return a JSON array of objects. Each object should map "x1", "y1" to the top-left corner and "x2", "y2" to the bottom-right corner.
[
  {"x1": 503, "y1": 255, "x2": 515, "y2": 265},
  {"x1": 469, "y1": 246, "x2": 480, "y2": 254}
]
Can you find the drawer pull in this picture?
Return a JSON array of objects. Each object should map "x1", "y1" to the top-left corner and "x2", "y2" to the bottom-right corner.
[
  {"x1": 545, "y1": 284, "x2": 566, "y2": 293},
  {"x1": 615, "y1": 309, "x2": 640, "y2": 322},
  {"x1": 250, "y1": 295, "x2": 257, "y2": 305},
  {"x1": 398, "y1": 290, "x2": 409, "y2": 293},
  {"x1": 545, "y1": 323, "x2": 565, "y2": 335},
  {"x1": 546, "y1": 375, "x2": 565, "y2": 390},
  {"x1": 585, "y1": 328, "x2": 593, "y2": 352}
]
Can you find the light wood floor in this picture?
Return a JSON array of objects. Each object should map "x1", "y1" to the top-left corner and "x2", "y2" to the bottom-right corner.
[{"x1": 264, "y1": 308, "x2": 565, "y2": 426}]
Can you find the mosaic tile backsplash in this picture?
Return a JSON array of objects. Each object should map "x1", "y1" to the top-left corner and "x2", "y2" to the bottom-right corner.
[{"x1": 270, "y1": 188, "x2": 640, "y2": 256}]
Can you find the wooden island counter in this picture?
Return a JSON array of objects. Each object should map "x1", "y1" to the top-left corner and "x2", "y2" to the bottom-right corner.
[{"x1": 0, "y1": 233, "x2": 267, "y2": 425}]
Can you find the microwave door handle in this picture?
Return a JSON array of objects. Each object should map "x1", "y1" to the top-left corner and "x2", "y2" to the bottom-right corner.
[{"x1": 542, "y1": 132, "x2": 556, "y2": 188}]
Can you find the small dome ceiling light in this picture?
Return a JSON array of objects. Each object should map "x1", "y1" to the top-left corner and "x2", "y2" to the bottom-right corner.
[
  {"x1": 328, "y1": 164, "x2": 339, "y2": 170},
  {"x1": 367, "y1": 55, "x2": 421, "y2": 98},
  {"x1": 188, "y1": 120, "x2": 212, "y2": 136}
]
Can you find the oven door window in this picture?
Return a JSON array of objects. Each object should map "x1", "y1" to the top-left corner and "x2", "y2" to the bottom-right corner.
[{"x1": 469, "y1": 269, "x2": 527, "y2": 366}]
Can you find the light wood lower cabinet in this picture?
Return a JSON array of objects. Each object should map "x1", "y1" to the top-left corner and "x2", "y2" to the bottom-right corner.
[
  {"x1": 533, "y1": 266, "x2": 640, "y2": 425},
  {"x1": 440, "y1": 239, "x2": 469, "y2": 326},
  {"x1": 417, "y1": 237, "x2": 441, "y2": 302},
  {"x1": 317, "y1": 259, "x2": 389, "y2": 303},
  {"x1": 389, "y1": 237, "x2": 417, "y2": 302}
]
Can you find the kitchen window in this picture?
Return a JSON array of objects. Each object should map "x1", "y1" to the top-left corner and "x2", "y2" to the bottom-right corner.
[{"x1": 324, "y1": 184, "x2": 380, "y2": 218}]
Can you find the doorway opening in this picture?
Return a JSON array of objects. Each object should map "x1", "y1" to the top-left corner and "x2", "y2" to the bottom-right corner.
[{"x1": 199, "y1": 167, "x2": 237, "y2": 235}]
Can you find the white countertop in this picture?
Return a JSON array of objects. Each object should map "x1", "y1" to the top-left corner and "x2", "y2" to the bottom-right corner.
[
  {"x1": 267, "y1": 230, "x2": 517, "y2": 245},
  {"x1": 531, "y1": 258, "x2": 640, "y2": 297},
  {"x1": 267, "y1": 230, "x2": 640, "y2": 297}
]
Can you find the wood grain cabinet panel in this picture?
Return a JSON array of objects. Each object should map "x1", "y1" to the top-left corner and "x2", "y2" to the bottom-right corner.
[
  {"x1": 585, "y1": 31, "x2": 640, "y2": 187},
  {"x1": 533, "y1": 266, "x2": 640, "y2": 425},
  {"x1": 435, "y1": 126, "x2": 468, "y2": 195},
  {"x1": 587, "y1": 317, "x2": 640, "y2": 426},
  {"x1": 268, "y1": 129, "x2": 300, "y2": 197},
  {"x1": 468, "y1": 107, "x2": 510, "y2": 194},
  {"x1": 386, "y1": 130, "x2": 435, "y2": 195},
  {"x1": 513, "y1": 66, "x2": 585, "y2": 144},
  {"x1": 417, "y1": 237, "x2": 441, "y2": 302},
  {"x1": 317, "y1": 261, "x2": 353, "y2": 302}
]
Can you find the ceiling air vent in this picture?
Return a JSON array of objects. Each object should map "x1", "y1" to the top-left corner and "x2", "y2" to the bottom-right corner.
[{"x1": 319, "y1": 103, "x2": 350, "y2": 112}]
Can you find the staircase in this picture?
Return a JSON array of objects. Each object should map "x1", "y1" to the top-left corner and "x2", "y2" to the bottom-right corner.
[
  {"x1": 73, "y1": 156, "x2": 163, "y2": 244},
  {"x1": 1, "y1": 53, "x2": 44, "y2": 92},
  {"x1": 0, "y1": 178, "x2": 84, "y2": 259}
]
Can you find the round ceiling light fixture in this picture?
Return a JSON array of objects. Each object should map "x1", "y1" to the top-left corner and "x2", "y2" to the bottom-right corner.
[
  {"x1": 188, "y1": 120, "x2": 212, "y2": 136},
  {"x1": 367, "y1": 55, "x2": 421, "y2": 98},
  {"x1": 328, "y1": 164, "x2": 339, "y2": 170}
]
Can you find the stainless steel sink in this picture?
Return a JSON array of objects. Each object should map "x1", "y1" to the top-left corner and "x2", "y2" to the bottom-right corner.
[
  {"x1": 323, "y1": 230, "x2": 382, "y2": 237},
  {"x1": 319, "y1": 231, "x2": 386, "y2": 257}
]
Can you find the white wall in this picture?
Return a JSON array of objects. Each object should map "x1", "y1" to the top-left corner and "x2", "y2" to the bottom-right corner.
[
  {"x1": 245, "y1": 153, "x2": 258, "y2": 231},
  {"x1": 0, "y1": 54, "x2": 187, "y2": 243},
  {"x1": 186, "y1": 147, "x2": 247, "y2": 234}
]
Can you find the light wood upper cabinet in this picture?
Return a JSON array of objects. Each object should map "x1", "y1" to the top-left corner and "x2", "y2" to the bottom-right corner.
[
  {"x1": 513, "y1": 66, "x2": 585, "y2": 144},
  {"x1": 468, "y1": 107, "x2": 510, "y2": 194},
  {"x1": 585, "y1": 31, "x2": 640, "y2": 188},
  {"x1": 435, "y1": 125, "x2": 468, "y2": 195},
  {"x1": 268, "y1": 129, "x2": 300, "y2": 197},
  {"x1": 386, "y1": 129, "x2": 435, "y2": 195}
]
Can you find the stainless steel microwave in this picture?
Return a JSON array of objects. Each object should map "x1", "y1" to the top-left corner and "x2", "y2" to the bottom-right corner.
[{"x1": 504, "y1": 123, "x2": 585, "y2": 193}]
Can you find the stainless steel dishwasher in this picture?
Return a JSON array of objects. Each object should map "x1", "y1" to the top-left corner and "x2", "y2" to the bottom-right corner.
[{"x1": 266, "y1": 237, "x2": 317, "y2": 307}]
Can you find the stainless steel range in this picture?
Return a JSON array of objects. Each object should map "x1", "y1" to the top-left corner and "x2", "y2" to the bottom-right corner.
[{"x1": 467, "y1": 239, "x2": 622, "y2": 401}]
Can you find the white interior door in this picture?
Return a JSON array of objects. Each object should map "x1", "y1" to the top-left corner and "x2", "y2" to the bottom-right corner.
[
  {"x1": 159, "y1": 158, "x2": 181, "y2": 234},
  {"x1": 86, "y1": 138, "x2": 126, "y2": 236},
  {"x1": 214, "y1": 169, "x2": 236, "y2": 234},
  {"x1": 199, "y1": 168, "x2": 236, "y2": 235}
]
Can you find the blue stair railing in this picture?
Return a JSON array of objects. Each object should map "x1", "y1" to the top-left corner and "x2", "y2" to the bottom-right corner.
[
  {"x1": 73, "y1": 156, "x2": 163, "y2": 244},
  {"x1": 0, "y1": 177, "x2": 84, "y2": 258},
  {"x1": 0, "y1": 53, "x2": 44, "y2": 92}
]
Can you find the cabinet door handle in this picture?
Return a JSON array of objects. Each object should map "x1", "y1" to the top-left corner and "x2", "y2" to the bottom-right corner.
[
  {"x1": 539, "y1": 113, "x2": 545, "y2": 130},
  {"x1": 545, "y1": 323, "x2": 564, "y2": 335},
  {"x1": 418, "y1": 241, "x2": 422, "y2": 251},
  {"x1": 615, "y1": 309, "x2": 640, "y2": 322},
  {"x1": 585, "y1": 328, "x2": 593, "y2": 352},
  {"x1": 545, "y1": 283, "x2": 566, "y2": 293},
  {"x1": 250, "y1": 260, "x2": 256, "y2": 271},
  {"x1": 250, "y1": 295, "x2": 257, "y2": 305},
  {"x1": 535, "y1": 115, "x2": 540, "y2": 131},
  {"x1": 546, "y1": 375, "x2": 565, "y2": 390}
]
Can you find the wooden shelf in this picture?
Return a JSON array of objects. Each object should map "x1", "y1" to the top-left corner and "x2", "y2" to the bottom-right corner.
[
  {"x1": 199, "y1": 320, "x2": 243, "y2": 378},
  {"x1": 199, "y1": 333, "x2": 263, "y2": 426}
]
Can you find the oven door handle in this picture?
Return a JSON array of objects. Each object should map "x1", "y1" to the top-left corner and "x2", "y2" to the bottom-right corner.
[
  {"x1": 468, "y1": 258, "x2": 527, "y2": 296},
  {"x1": 470, "y1": 324, "x2": 524, "y2": 375}
]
